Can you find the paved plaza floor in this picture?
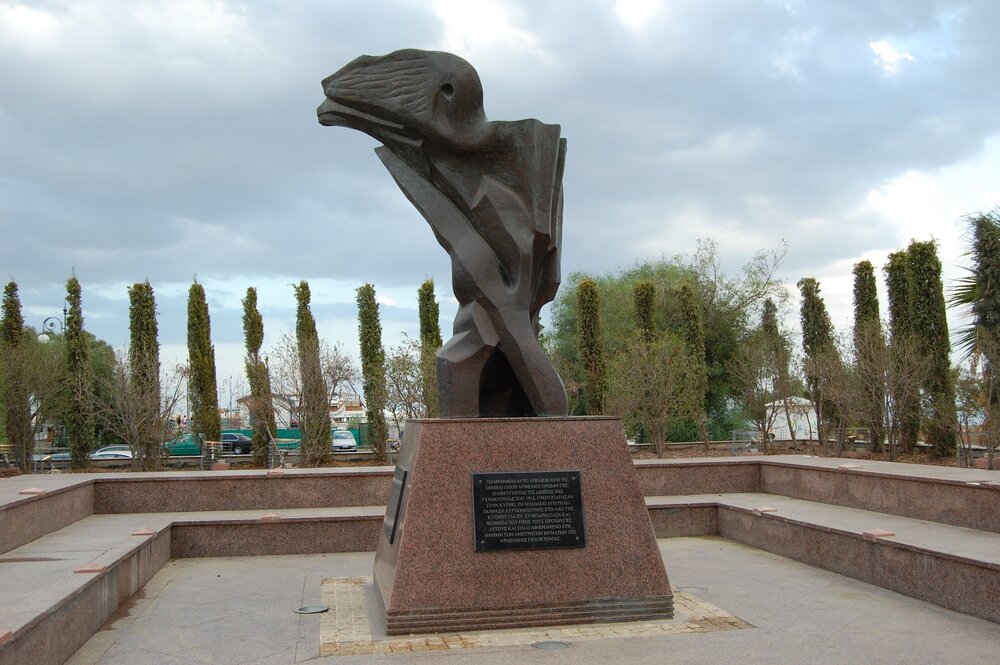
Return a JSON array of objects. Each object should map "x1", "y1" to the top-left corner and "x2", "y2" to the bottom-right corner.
[{"x1": 66, "y1": 537, "x2": 1000, "y2": 665}]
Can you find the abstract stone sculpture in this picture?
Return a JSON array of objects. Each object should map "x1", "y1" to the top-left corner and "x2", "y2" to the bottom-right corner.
[{"x1": 318, "y1": 49, "x2": 568, "y2": 418}]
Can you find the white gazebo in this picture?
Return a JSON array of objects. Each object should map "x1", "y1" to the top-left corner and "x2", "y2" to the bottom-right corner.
[{"x1": 766, "y1": 397, "x2": 817, "y2": 441}]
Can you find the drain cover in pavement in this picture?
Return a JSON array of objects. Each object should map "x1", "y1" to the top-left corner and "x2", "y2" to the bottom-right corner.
[
  {"x1": 532, "y1": 641, "x2": 572, "y2": 650},
  {"x1": 294, "y1": 606, "x2": 329, "y2": 614}
]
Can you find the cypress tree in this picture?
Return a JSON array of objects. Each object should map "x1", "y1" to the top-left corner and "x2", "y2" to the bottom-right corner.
[
  {"x1": 798, "y1": 277, "x2": 838, "y2": 444},
  {"x1": 129, "y1": 281, "x2": 159, "y2": 391},
  {"x1": 187, "y1": 281, "x2": 221, "y2": 444},
  {"x1": 676, "y1": 282, "x2": 710, "y2": 445},
  {"x1": 798, "y1": 278, "x2": 835, "y2": 372},
  {"x1": 884, "y1": 251, "x2": 919, "y2": 449},
  {"x1": 576, "y1": 278, "x2": 607, "y2": 415},
  {"x1": 128, "y1": 280, "x2": 161, "y2": 469},
  {"x1": 885, "y1": 252, "x2": 912, "y2": 342},
  {"x1": 295, "y1": 281, "x2": 331, "y2": 466},
  {"x1": 852, "y1": 260, "x2": 885, "y2": 449},
  {"x1": 907, "y1": 240, "x2": 958, "y2": 455},
  {"x1": 761, "y1": 298, "x2": 780, "y2": 339},
  {"x1": 677, "y1": 283, "x2": 706, "y2": 359},
  {"x1": 761, "y1": 297, "x2": 797, "y2": 447},
  {"x1": 1, "y1": 281, "x2": 32, "y2": 473},
  {"x1": 417, "y1": 279, "x2": 442, "y2": 418},
  {"x1": 65, "y1": 276, "x2": 95, "y2": 468},
  {"x1": 357, "y1": 284, "x2": 389, "y2": 462},
  {"x1": 243, "y1": 287, "x2": 276, "y2": 465},
  {"x1": 852, "y1": 261, "x2": 881, "y2": 345},
  {"x1": 633, "y1": 280, "x2": 656, "y2": 343}
]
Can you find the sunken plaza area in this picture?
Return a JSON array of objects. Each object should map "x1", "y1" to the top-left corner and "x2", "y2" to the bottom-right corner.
[{"x1": 1, "y1": 455, "x2": 998, "y2": 664}]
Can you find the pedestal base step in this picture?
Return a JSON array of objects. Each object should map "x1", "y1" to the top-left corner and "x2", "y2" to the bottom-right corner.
[{"x1": 387, "y1": 595, "x2": 674, "y2": 634}]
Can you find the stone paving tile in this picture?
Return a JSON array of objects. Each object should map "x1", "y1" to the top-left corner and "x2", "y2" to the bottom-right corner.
[
  {"x1": 170, "y1": 629, "x2": 291, "y2": 665},
  {"x1": 317, "y1": 577, "x2": 754, "y2": 657},
  {"x1": 67, "y1": 643, "x2": 201, "y2": 665},
  {"x1": 64, "y1": 630, "x2": 119, "y2": 665},
  {"x1": 63, "y1": 542, "x2": 1000, "y2": 665},
  {"x1": 136, "y1": 594, "x2": 246, "y2": 629},
  {"x1": 199, "y1": 608, "x2": 302, "y2": 648},
  {"x1": 101, "y1": 617, "x2": 227, "y2": 656}
]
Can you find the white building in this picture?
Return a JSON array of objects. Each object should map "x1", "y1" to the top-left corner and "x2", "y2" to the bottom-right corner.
[
  {"x1": 237, "y1": 390, "x2": 365, "y2": 430},
  {"x1": 766, "y1": 397, "x2": 817, "y2": 441}
]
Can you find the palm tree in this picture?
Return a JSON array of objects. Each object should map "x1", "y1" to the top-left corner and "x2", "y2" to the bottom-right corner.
[{"x1": 950, "y1": 209, "x2": 1000, "y2": 463}]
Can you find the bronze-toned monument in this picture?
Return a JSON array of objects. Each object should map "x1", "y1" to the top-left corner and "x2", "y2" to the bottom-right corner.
[
  {"x1": 318, "y1": 49, "x2": 567, "y2": 418},
  {"x1": 318, "y1": 50, "x2": 672, "y2": 635}
]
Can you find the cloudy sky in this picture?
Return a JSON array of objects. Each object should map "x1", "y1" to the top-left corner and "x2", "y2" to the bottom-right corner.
[{"x1": 3, "y1": 0, "x2": 999, "y2": 397}]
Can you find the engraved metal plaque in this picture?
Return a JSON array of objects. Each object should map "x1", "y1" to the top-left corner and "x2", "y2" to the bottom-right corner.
[
  {"x1": 383, "y1": 466, "x2": 408, "y2": 544},
  {"x1": 472, "y1": 471, "x2": 585, "y2": 552}
]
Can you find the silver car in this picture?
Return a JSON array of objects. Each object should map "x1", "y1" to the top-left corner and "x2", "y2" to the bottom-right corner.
[{"x1": 331, "y1": 430, "x2": 358, "y2": 452}]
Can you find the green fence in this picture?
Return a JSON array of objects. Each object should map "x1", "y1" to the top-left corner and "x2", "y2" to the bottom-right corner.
[{"x1": 228, "y1": 425, "x2": 368, "y2": 446}]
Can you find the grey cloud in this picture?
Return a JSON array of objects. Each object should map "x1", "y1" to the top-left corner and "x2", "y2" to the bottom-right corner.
[{"x1": 3, "y1": 0, "x2": 999, "y2": 362}]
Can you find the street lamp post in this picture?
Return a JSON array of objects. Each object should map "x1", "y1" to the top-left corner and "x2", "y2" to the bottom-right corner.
[
  {"x1": 36, "y1": 301, "x2": 69, "y2": 450},
  {"x1": 37, "y1": 301, "x2": 68, "y2": 343}
]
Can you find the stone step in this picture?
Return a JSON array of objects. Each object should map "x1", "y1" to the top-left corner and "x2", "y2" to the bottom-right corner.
[
  {"x1": 387, "y1": 596, "x2": 675, "y2": 634},
  {"x1": 0, "y1": 476, "x2": 95, "y2": 556},
  {"x1": 0, "y1": 467, "x2": 395, "y2": 556},
  {"x1": 3, "y1": 457, "x2": 996, "y2": 557},
  {"x1": 0, "y1": 519, "x2": 169, "y2": 665},
  {"x1": 5, "y1": 492, "x2": 1000, "y2": 664},
  {"x1": 0, "y1": 506, "x2": 383, "y2": 665},
  {"x1": 647, "y1": 493, "x2": 1000, "y2": 624},
  {"x1": 634, "y1": 456, "x2": 1000, "y2": 534}
]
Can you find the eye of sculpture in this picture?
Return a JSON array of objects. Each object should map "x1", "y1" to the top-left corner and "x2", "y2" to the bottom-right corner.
[{"x1": 318, "y1": 48, "x2": 569, "y2": 418}]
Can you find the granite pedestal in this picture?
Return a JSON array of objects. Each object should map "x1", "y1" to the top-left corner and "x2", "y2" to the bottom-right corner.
[{"x1": 373, "y1": 417, "x2": 673, "y2": 634}]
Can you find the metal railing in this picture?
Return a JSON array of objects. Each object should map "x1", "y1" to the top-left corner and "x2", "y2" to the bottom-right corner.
[
  {"x1": 730, "y1": 430, "x2": 767, "y2": 454},
  {"x1": 266, "y1": 430, "x2": 285, "y2": 470}
]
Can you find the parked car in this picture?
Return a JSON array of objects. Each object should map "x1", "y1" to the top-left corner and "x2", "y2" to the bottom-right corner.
[
  {"x1": 90, "y1": 445, "x2": 133, "y2": 461},
  {"x1": 220, "y1": 433, "x2": 253, "y2": 455},
  {"x1": 164, "y1": 432, "x2": 299, "y2": 456},
  {"x1": 162, "y1": 434, "x2": 200, "y2": 457},
  {"x1": 331, "y1": 430, "x2": 358, "y2": 452},
  {"x1": 274, "y1": 438, "x2": 301, "y2": 452},
  {"x1": 39, "y1": 445, "x2": 134, "y2": 463}
]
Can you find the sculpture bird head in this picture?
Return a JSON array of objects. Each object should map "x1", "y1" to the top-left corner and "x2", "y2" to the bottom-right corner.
[{"x1": 318, "y1": 49, "x2": 488, "y2": 150}]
